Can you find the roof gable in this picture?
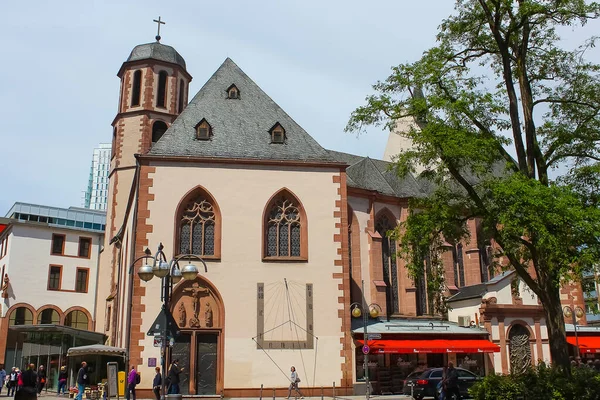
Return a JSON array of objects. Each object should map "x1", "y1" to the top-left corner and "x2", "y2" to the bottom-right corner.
[{"x1": 149, "y1": 58, "x2": 335, "y2": 163}]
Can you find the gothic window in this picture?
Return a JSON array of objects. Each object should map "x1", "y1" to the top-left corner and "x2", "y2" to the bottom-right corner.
[
  {"x1": 177, "y1": 189, "x2": 221, "y2": 258},
  {"x1": 509, "y1": 324, "x2": 532, "y2": 374},
  {"x1": 131, "y1": 70, "x2": 142, "y2": 107},
  {"x1": 456, "y1": 244, "x2": 465, "y2": 287},
  {"x1": 479, "y1": 244, "x2": 492, "y2": 282},
  {"x1": 152, "y1": 121, "x2": 168, "y2": 144},
  {"x1": 416, "y1": 251, "x2": 429, "y2": 316},
  {"x1": 226, "y1": 84, "x2": 240, "y2": 99},
  {"x1": 264, "y1": 190, "x2": 307, "y2": 259},
  {"x1": 195, "y1": 119, "x2": 212, "y2": 140},
  {"x1": 178, "y1": 79, "x2": 185, "y2": 113},
  {"x1": 376, "y1": 212, "x2": 399, "y2": 315},
  {"x1": 269, "y1": 123, "x2": 286, "y2": 144},
  {"x1": 157, "y1": 70, "x2": 168, "y2": 108}
]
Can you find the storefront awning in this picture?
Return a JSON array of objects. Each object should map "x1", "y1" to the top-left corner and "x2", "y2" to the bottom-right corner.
[
  {"x1": 358, "y1": 339, "x2": 500, "y2": 354},
  {"x1": 67, "y1": 345, "x2": 126, "y2": 357},
  {"x1": 567, "y1": 336, "x2": 600, "y2": 354}
]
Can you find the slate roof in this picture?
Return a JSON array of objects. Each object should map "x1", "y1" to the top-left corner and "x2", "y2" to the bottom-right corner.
[
  {"x1": 327, "y1": 150, "x2": 425, "y2": 198},
  {"x1": 149, "y1": 58, "x2": 338, "y2": 164},
  {"x1": 126, "y1": 42, "x2": 186, "y2": 69},
  {"x1": 447, "y1": 270, "x2": 516, "y2": 303},
  {"x1": 351, "y1": 318, "x2": 489, "y2": 335}
]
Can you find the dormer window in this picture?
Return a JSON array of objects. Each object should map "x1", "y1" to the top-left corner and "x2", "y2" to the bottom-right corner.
[
  {"x1": 226, "y1": 84, "x2": 240, "y2": 99},
  {"x1": 269, "y1": 123, "x2": 286, "y2": 144},
  {"x1": 195, "y1": 119, "x2": 212, "y2": 140}
]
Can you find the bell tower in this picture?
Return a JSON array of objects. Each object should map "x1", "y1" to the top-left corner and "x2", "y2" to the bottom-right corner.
[{"x1": 97, "y1": 25, "x2": 192, "y2": 346}]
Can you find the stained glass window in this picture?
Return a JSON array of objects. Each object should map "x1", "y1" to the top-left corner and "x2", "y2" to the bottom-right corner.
[
  {"x1": 179, "y1": 196, "x2": 216, "y2": 256},
  {"x1": 266, "y1": 197, "x2": 302, "y2": 257}
]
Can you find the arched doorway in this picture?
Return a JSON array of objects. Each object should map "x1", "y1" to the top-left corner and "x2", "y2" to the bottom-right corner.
[
  {"x1": 509, "y1": 324, "x2": 532, "y2": 374},
  {"x1": 169, "y1": 276, "x2": 224, "y2": 395}
]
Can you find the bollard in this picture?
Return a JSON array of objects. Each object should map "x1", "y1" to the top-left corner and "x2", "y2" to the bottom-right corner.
[
  {"x1": 272, "y1": 388, "x2": 276, "y2": 400},
  {"x1": 321, "y1": 386, "x2": 323, "y2": 400},
  {"x1": 260, "y1": 384, "x2": 263, "y2": 400},
  {"x1": 332, "y1": 382, "x2": 335, "y2": 400}
]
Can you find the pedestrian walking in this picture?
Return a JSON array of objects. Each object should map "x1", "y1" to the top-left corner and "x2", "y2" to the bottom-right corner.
[
  {"x1": 57, "y1": 366, "x2": 68, "y2": 396},
  {"x1": 126, "y1": 366, "x2": 137, "y2": 400},
  {"x1": 438, "y1": 366, "x2": 447, "y2": 400},
  {"x1": 443, "y1": 362, "x2": 461, "y2": 400},
  {"x1": 0, "y1": 366, "x2": 7, "y2": 395},
  {"x1": 35, "y1": 366, "x2": 45, "y2": 395},
  {"x1": 167, "y1": 360, "x2": 183, "y2": 394},
  {"x1": 14, "y1": 364, "x2": 36, "y2": 400},
  {"x1": 76, "y1": 362, "x2": 88, "y2": 400},
  {"x1": 152, "y1": 367, "x2": 161, "y2": 400},
  {"x1": 286, "y1": 366, "x2": 303, "y2": 399},
  {"x1": 7, "y1": 367, "x2": 17, "y2": 397}
]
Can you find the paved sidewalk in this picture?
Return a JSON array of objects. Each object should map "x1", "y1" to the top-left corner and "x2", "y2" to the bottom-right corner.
[{"x1": 32, "y1": 394, "x2": 415, "y2": 400}]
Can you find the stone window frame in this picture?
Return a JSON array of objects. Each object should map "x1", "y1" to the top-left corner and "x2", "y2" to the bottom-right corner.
[
  {"x1": 262, "y1": 188, "x2": 308, "y2": 261},
  {"x1": 174, "y1": 185, "x2": 222, "y2": 260}
]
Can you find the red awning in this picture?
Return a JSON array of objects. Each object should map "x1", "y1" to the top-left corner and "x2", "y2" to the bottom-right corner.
[
  {"x1": 567, "y1": 336, "x2": 600, "y2": 354},
  {"x1": 357, "y1": 339, "x2": 499, "y2": 354}
]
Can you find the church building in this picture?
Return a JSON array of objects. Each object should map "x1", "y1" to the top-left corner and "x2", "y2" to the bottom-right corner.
[{"x1": 96, "y1": 33, "x2": 591, "y2": 397}]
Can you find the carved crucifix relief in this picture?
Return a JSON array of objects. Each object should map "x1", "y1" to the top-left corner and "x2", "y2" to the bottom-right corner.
[{"x1": 183, "y1": 282, "x2": 210, "y2": 328}]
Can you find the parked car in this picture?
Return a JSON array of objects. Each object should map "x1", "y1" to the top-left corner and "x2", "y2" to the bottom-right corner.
[{"x1": 402, "y1": 367, "x2": 481, "y2": 399}]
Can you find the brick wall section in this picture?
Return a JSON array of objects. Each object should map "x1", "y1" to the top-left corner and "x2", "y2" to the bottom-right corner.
[
  {"x1": 332, "y1": 172, "x2": 353, "y2": 392},
  {"x1": 129, "y1": 164, "x2": 156, "y2": 367},
  {"x1": 120, "y1": 71, "x2": 131, "y2": 113},
  {"x1": 463, "y1": 219, "x2": 482, "y2": 286},
  {"x1": 142, "y1": 67, "x2": 155, "y2": 110},
  {"x1": 560, "y1": 282, "x2": 587, "y2": 325}
]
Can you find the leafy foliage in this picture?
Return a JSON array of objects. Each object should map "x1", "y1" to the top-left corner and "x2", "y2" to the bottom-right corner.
[
  {"x1": 347, "y1": 0, "x2": 600, "y2": 369},
  {"x1": 469, "y1": 363, "x2": 600, "y2": 400}
]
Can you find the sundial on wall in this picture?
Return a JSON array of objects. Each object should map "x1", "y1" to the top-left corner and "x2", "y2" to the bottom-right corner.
[{"x1": 255, "y1": 280, "x2": 314, "y2": 350}]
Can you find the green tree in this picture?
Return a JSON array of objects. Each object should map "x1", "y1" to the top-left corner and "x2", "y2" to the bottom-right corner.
[{"x1": 347, "y1": 0, "x2": 600, "y2": 370}]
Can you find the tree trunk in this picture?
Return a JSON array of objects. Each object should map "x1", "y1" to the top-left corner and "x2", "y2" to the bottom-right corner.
[{"x1": 540, "y1": 282, "x2": 571, "y2": 371}]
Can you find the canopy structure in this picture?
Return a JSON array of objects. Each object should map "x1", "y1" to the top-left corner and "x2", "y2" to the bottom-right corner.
[
  {"x1": 357, "y1": 339, "x2": 500, "y2": 354},
  {"x1": 67, "y1": 344, "x2": 126, "y2": 357},
  {"x1": 567, "y1": 337, "x2": 600, "y2": 354}
]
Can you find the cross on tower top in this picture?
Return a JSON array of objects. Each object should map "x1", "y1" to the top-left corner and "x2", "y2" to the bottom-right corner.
[{"x1": 153, "y1": 16, "x2": 166, "y2": 42}]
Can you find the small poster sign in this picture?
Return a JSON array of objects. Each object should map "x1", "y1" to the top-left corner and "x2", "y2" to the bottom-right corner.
[{"x1": 148, "y1": 358, "x2": 157, "y2": 367}]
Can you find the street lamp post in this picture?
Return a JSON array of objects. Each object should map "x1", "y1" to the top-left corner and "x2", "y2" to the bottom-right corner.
[
  {"x1": 563, "y1": 305, "x2": 585, "y2": 358},
  {"x1": 130, "y1": 243, "x2": 207, "y2": 400},
  {"x1": 351, "y1": 280, "x2": 382, "y2": 400}
]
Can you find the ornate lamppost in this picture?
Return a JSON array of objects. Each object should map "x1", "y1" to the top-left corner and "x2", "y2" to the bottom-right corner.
[
  {"x1": 351, "y1": 280, "x2": 382, "y2": 400},
  {"x1": 563, "y1": 305, "x2": 585, "y2": 357},
  {"x1": 130, "y1": 243, "x2": 207, "y2": 399}
]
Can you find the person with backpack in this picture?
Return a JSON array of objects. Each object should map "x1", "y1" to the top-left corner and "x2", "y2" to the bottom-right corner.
[
  {"x1": 14, "y1": 364, "x2": 36, "y2": 400},
  {"x1": 126, "y1": 366, "x2": 137, "y2": 400},
  {"x1": 57, "y1": 366, "x2": 68, "y2": 396},
  {"x1": 286, "y1": 366, "x2": 303, "y2": 399}
]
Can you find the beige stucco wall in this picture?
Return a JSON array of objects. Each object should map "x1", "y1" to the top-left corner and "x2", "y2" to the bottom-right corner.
[
  {"x1": 133, "y1": 161, "x2": 345, "y2": 389},
  {"x1": 448, "y1": 299, "x2": 481, "y2": 326},
  {"x1": 2, "y1": 224, "x2": 101, "y2": 320}
]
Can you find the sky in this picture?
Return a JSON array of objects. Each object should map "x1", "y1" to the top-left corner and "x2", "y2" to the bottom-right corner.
[{"x1": 0, "y1": 1, "x2": 597, "y2": 215}]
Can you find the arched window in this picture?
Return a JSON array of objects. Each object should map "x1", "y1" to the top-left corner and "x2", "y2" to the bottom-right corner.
[
  {"x1": 131, "y1": 70, "x2": 142, "y2": 107},
  {"x1": 157, "y1": 71, "x2": 168, "y2": 108},
  {"x1": 152, "y1": 121, "x2": 168, "y2": 144},
  {"x1": 376, "y1": 212, "x2": 399, "y2": 316},
  {"x1": 38, "y1": 309, "x2": 59, "y2": 324},
  {"x1": 178, "y1": 79, "x2": 185, "y2": 113},
  {"x1": 177, "y1": 188, "x2": 221, "y2": 258},
  {"x1": 65, "y1": 310, "x2": 88, "y2": 330},
  {"x1": 509, "y1": 324, "x2": 532, "y2": 374},
  {"x1": 453, "y1": 243, "x2": 465, "y2": 287},
  {"x1": 264, "y1": 190, "x2": 307, "y2": 260},
  {"x1": 9, "y1": 307, "x2": 33, "y2": 326}
]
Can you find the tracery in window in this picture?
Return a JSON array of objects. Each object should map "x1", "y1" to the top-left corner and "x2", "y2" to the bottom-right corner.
[
  {"x1": 376, "y1": 211, "x2": 399, "y2": 316},
  {"x1": 264, "y1": 190, "x2": 306, "y2": 259},
  {"x1": 177, "y1": 188, "x2": 221, "y2": 258}
]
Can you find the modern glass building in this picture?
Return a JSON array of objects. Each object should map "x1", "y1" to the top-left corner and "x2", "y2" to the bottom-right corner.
[{"x1": 83, "y1": 143, "x2": 111, "y2": 211}]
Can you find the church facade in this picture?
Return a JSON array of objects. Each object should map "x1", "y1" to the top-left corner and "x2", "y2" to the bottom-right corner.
[{"x1": 96, "y1": 37, "x2": 590, "y2": 397}]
